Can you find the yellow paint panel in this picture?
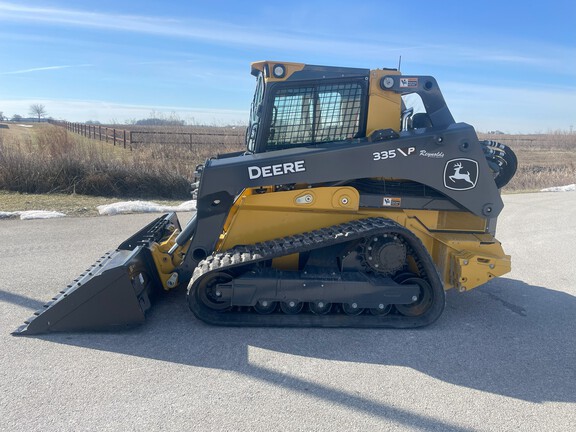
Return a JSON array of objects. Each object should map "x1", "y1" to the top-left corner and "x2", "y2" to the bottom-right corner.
[
  {"x1": 251, "y1": 61, "x2": 306, "y2": 82},
  {"x1": 218, "y1": 187, "x2": 362, "y2": 250},
  {"x1": 366, "y1": 69, "x2": 402, "y2": 135},
  {"x1": 216, "y1": 187, "x2": 510, "y2": 291}
]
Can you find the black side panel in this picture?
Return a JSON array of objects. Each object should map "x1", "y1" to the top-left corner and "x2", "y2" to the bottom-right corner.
[{"x1": 198, "y1": 123, "x2": 503, "y2": 218}]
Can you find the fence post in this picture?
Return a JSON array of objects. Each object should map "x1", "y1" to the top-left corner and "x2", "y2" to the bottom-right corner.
[
  {"x1": 123, "y1": 130, "x2": 126, "y2": 149},
  {"x1": 113, "y1": 129, "x2": 116, "y2": 146}
]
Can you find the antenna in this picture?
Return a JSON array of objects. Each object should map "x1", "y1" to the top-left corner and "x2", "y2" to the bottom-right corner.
[{"x1": 398, "y1": 55, "x2": 402, "y2": 72}]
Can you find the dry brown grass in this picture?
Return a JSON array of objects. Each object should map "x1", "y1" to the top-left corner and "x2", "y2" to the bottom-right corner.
[
  {"x1": 478, "y1": 132, "x2": 576, "y2": 192},
  {"x1": 1, "y1": 122, "x2": 574, "y2": 205},
  {"x1": 0, "y1": 123, "x2": 195, "y2": 198},
  {"x1": 128, "y1": 127, "x2": 244, "y2": 178}
]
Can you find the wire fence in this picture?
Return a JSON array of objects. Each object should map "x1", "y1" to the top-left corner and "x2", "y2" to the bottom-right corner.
[{"x1": 49, "y1": 120, "x2": 246, "y2": 150}]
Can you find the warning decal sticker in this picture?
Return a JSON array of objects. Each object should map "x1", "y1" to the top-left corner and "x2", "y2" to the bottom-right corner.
[
  {"x1": 383, "y1": 197, "x2": 402, "y2": 207},
  {"x1": 399, "y1": 78, "x2": 418, "y2": 88}
]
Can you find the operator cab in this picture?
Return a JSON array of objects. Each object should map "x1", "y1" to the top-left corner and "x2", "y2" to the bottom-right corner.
[
  {"x1": 246, "y1": 61, "x2": 371, "y2": 154},
  {"x1": 246, "y1": 61, "x2": 455, "y2": 154}
]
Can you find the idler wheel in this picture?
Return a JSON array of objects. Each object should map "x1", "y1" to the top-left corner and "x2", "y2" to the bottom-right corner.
[
  {"x1": 197, "y1": 272, "x2": 232, "y2": 311},
  {"x1": 395, "y1": 277, "x2": 433, "y2": 317}
]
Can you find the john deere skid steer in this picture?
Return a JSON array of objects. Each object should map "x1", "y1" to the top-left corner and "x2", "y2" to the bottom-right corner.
[{"x1": 13, "y1": 61, "x2": 517, "y2": 335}]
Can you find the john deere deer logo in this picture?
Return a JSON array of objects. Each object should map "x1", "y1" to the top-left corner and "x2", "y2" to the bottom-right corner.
[{"x1": 443, "y1": 159, "x2": 478, "y2": 190}]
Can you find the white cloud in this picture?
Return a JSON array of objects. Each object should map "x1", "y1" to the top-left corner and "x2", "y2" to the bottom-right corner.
[
  {"x1": 1, "y1": 1, "x2": 573, "y2": 132},
  {"x1": 0, "y1": 64, "x2": 92, "y2": 75},
  {"x1": 0, "y1": 1, "x2": 569, "y2": 70}
]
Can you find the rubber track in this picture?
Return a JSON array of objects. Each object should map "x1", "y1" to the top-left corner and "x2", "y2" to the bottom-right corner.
[{"x1": 187, "y1": 217, "x2": 445, "y2": 328}]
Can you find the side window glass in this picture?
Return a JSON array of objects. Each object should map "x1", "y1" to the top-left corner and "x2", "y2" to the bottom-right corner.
[{"x1": 266, "y1": 82, "x2": 364, "y2": 150}]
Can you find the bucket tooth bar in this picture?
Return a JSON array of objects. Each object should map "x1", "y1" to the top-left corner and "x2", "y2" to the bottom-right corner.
[{"x1": 12, "y1": 213, "x2": 179, "y2": 336}]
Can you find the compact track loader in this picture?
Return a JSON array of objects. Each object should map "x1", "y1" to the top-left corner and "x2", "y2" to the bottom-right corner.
[{"x1": 13, "y1": 61, "x2": 517, "y2": 335}]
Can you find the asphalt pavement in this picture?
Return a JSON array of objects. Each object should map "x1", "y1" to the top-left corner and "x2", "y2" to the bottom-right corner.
[{"x1": 1, "y1": 192, "x2": 575, "y2": 431}]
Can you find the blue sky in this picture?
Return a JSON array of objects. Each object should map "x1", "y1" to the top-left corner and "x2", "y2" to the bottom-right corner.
[{"x1": 0, "y1": 0, "x2": 574, "y2": 133}]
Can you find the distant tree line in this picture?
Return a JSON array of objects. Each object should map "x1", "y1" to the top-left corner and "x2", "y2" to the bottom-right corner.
[
  {"x1": 0, "y1": 103, "x2": 49, "y2": 122},
  {"x1": 133, "y1": 117, "x2": 185, "y2": 126}
]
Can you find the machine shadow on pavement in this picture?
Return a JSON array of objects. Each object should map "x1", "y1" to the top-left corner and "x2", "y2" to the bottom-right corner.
[{"x1": 12, "y1": 277, "x2": 575, "y2": 406}]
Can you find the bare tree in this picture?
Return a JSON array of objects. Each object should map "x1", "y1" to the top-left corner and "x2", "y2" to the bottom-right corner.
[
  {"x1": 0, "y1": 111, "x2": 4, "y2": 121},
  {"x1": 29, "y1": 104, "x2": 47, "y2": 121}
]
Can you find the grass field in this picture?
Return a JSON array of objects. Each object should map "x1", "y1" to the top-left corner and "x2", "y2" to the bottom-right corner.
[
  {"x1": 478, "y1": 132, "x2": 576, "y2": 192},
  {"x1": 0, "y1": 122, "x2": 574, "y2": 216},
  {"x1": 0, "y1": 122, "x2": 234, "y2": 200}
]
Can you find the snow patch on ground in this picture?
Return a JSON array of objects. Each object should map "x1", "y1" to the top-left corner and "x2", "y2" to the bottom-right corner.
[
  {"x1": 0, "y1": 210, "x2": 67, "y2": 220},
  {"x1": 540, "y1": 184, "x2": 575, "y2": 192},
  {"x1": 97, "y1": 200, "x2": 196, "y2": 216},
  {"x1": 0, "y1": 200, "x2": 196, "y2": 220},
  {"x1": 17, "y1": 124, "x2": 33, "y2": 128}
]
